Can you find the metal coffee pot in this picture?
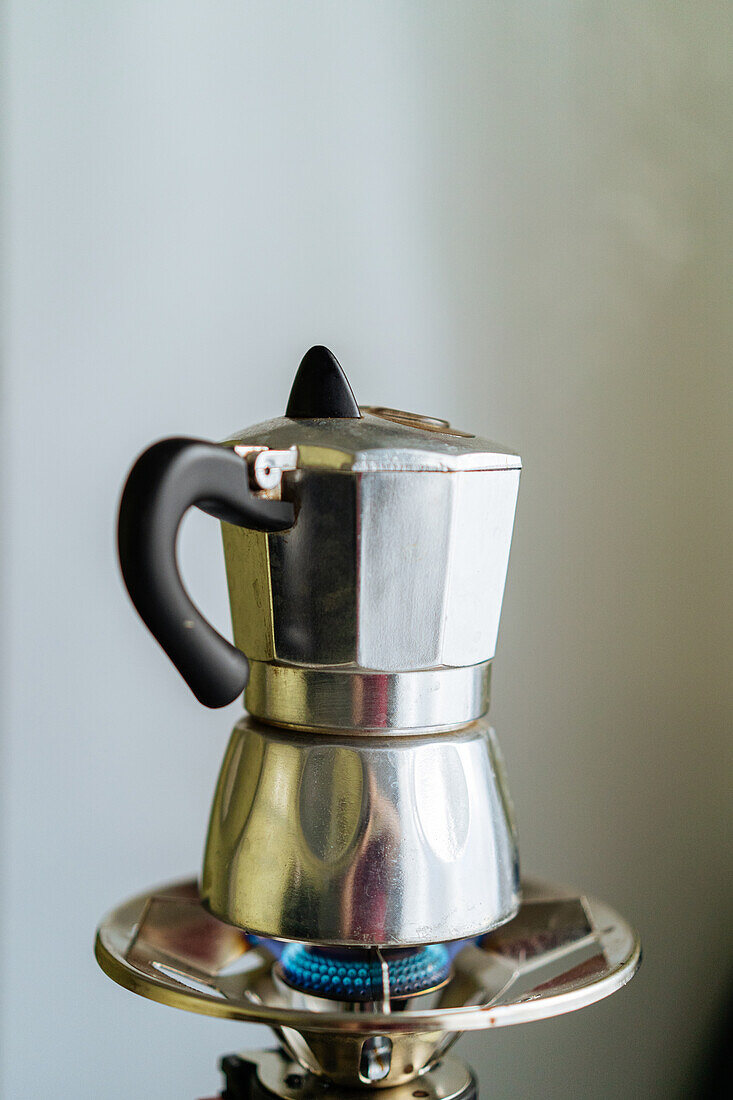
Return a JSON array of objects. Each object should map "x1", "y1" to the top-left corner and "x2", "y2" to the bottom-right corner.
[{"x1": 118, "y1": 346, "x2": 522, "y2": 947}]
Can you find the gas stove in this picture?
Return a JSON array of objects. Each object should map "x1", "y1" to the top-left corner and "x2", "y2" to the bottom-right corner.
[
  {"x1": 96, "y1": 877, "x2": 638, "y2": 1097},
  {"x1": 96, "y1": 347, "x2": 640, "y2": 1097}
]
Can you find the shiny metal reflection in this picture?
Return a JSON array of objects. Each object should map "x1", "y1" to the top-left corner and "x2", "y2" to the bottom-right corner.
[
  {"x1": 244, "y1": 661, "x2": 491, "y2": 733},
  {"x1": 201, "y1": 716, "x2": 520, "y2": 946},
  {"x1": 221, "y1": 454, "x2": 520, "y2": 732},
  {"x1": 95, "y1": 877, "x2": 641, "y2": 1088}
]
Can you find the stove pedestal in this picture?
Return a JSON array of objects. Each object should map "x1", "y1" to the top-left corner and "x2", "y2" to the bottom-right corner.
[{"x1": 218, "y1": 1051, "x2": 477, "y2": 1100}]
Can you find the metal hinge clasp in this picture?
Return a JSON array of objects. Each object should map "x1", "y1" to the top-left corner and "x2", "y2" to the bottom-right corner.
[{"x1": 234, "y1": 444, "x2": 299, "y2": 497}]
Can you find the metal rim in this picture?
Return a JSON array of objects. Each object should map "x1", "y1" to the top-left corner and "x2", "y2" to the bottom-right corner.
[{"x1": 244, "y1": 662, "x2": 491, "y2": 733}]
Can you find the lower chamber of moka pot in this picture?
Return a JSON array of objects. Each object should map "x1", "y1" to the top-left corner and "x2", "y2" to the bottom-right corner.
[
  {"x1": 95, "y1": 878, "x2": 640, "y2": 1090},
  {"x1": 200, "y1": 716, "x2": 520, "y2": 948}
]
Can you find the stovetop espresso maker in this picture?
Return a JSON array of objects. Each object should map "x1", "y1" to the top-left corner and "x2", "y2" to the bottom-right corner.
[{"x1": 96, "y1": 348, "x2": 640, "y2": 1099}]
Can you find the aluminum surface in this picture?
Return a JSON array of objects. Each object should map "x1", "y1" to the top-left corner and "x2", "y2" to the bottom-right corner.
[
  {"x1": 221, "y1": 466, "x2": 520, "y2": 692},
  {"x1": 245, "y1": 661, "x2": 490, "y2": 732},
  {"x1": 225, "y1": 409, "x2": 521, "y2": 474},
  {"x1": 95, "y1": 876, "x2": 641, "y2": 1086},
  {"x1": 219, "y1": 405, "x2": 520, "y2": 729},
  {"x1": 201, "y1": 717, "x2": 519, "y2": 945}
]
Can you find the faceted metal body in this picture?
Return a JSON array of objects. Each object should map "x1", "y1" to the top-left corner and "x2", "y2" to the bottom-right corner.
[
  {"x1": 222, "y1": 468, "x2": 519, "y2": 673},
  {"x1": 220, "y1": 413, "x2": 520, "y2": 723},
  {"x1": 201, "y1": 716, "x2": 519, "y2": 947}
]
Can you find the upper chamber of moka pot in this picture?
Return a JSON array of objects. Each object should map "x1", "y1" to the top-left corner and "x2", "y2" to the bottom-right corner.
[
  {"x1": 117, "y1": 346, "x2": 522, "y2": 949},
  {"x1": 219, "y1": 347, "x2": 521, "y2": 729}
]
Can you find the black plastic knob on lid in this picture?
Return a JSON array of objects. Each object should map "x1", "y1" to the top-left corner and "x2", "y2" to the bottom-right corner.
[{"x1": 285, "y1": 346, "x2": 361, "y2": 419}]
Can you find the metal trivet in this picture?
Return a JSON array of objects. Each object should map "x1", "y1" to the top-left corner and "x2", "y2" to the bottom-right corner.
[{"x1": 95, "y1": 876, "x2": 640, "y2": 1090}]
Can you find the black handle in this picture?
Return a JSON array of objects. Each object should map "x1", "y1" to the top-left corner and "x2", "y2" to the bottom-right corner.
[{"x1": 117, "y1": 437, "x2": 294, "y2": 708}]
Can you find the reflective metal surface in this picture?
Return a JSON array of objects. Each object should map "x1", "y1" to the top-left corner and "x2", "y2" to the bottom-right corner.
[
  {"x1": 201, "y1": 717, "x2": 519, "y2": 945},
  {"x1": 245, "y1": 661, "x2": 491, "y2": 732},
  {"x1": 240, "y1": 1050, "x2": 474, "y2": 1098},
  {"x1": 95, "y1": 877, "x2": 641, "y2": 1087},
  {"x1": 275, "y1": 1024, "x2": 454, "y2": 1090},
  {"x1": 225, "y1": 410, "x2": 521, "y2": 474},
  {"x1": 361, "y1": 407, "x2": 474, "y2": 439},
  {"x1": 222, "y1": 467, "x2": 520, "y2": 691},
  {"x1": 218, "y1": 408, "x2": 521, "y2": 730}
]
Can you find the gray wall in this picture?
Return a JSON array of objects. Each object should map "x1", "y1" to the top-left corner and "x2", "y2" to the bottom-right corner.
[{"x1": 2, "y1": 3, "x2": 731, "y2": 1097}]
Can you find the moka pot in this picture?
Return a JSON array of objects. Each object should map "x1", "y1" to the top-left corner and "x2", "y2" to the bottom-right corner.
[{"x1": 117, "y1": 347, "x2": 522, "y2": 947}]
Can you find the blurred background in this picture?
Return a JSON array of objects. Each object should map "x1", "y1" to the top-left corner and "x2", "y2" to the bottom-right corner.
[{"x1": 2, "y1": 2, "x2": 731, "y2": 1097}]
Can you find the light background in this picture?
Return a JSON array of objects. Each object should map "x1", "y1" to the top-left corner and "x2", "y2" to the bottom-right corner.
[{"x1": 2, "y1": 3, "x2": 731, "y2": 1097}]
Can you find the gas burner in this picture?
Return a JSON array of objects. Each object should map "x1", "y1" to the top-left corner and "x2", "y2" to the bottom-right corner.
[
  {"x1": 95, "y1": 876, "x2": 639, "y2": 1090},
  {"x1": 277, "y1": 944, "x2": 452, "y2": 1002}
]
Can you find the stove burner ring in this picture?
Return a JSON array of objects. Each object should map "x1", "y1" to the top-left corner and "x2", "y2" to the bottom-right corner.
[{"x1": 277, "y1": 943, "x2": 451, "y2": 1002}]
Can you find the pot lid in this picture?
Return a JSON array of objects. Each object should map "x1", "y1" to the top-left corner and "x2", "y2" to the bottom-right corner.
[{"x1": 225, "y1": 346, "x2": 521, "y2": 473}]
